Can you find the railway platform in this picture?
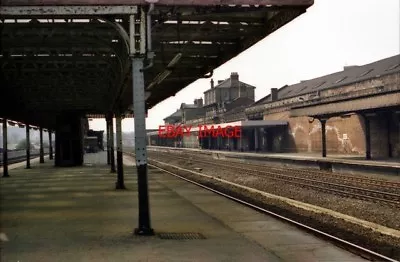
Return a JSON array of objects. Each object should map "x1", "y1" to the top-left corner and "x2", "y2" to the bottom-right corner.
[
  {"x1": 148, "y1": 146, "x2": 400, "y2": 177},
  {"x1": 1, "y1": 152, "x2": 368, "y2": 262}
]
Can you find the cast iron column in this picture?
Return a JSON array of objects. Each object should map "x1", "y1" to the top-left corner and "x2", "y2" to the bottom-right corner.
[
  {"x1": 387, "y1": 113, "x2": 392, "y2": 158},
  {"x1": 364, "y1": 115, "x2": 371, "y2": 160},
  {"x1": 130, "y1": 8, "x2": 154, "y2": 236},
  {"x1": 132, "y1": 57, "x2": 153, "y2": 235},
  {"x1": 115, "y1": 113, "x2": 126, "y2": 189},
  {"x1": 109, "y1": 114, "x2": 116, "y2": 173},
  {"x1": 254, "y1": 128, "x2": 259, "y2": 152},
  {"x1": 39, "y1": 127, "x2": 44, "y2": 163},
  {"x1": 26, "y1": 124, "x2": 30, "y2": 169},
  {"x1": 239, "y1": 129, "x2": 243, "y2": 151},
  {"x1": 2, "y1": 118, "x2": 9, "y2": 177},
  {"x1": 49, "y1": 131, "x2": 53, "y2": 160},
  {"x1": 320, "y1": 119, "x2": 327, "y2": 158},
  {"x1": 106, "y1": 117, "x2": 111, "y2": 165}
]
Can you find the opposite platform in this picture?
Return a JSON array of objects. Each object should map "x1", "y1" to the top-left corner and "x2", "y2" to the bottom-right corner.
[
  {"x1": 1, "y1": 152, "x2": 367, "y2": 262},
  {"x1": 148, "y1": 146, "x2": 400, "y2": 177}
]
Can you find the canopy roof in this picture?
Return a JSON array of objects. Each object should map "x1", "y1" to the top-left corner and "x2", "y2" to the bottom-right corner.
[{"x1": 0, "y1": 1, "x2": 313, "y2": 129}]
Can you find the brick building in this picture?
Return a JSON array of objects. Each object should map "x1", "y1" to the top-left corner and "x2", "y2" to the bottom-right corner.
[
  {"x1": 246, "y1": 54, "x2": 400, "y2": 159},
  {"x1": 148, "y1": 72, "x2": 257, "y2": 148},
  {"x1": 149, "y1": 55, "x2": 399, "y2": 159}
]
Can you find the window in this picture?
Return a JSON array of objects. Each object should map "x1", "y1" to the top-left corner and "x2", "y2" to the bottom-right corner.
[
  {"x1": 312, "y1": 81, "x2": 326, "y2": 90},
  {"x1": 386, "y1": 64, "x2": 400, "y2": 71},
  {"x1": 334, "y1": 76, "x2": 347, "y2": 84},
  {"x1": 224, "y1": 91, "x2": 229, "y2": 101},
  {"x1": 298, "y1": 86, "x2": 308, "y2": 92},
  {"x1": 359, "y1": 69, "x2": 373, "y2": 77}
]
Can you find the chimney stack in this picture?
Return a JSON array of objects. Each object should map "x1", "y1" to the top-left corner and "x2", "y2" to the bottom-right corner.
[
  {"x1": 271, "y1": 88, "x2": 278, "y2": 101},
  {"x1": 230, "y1": 72, "x2": 239, "y2": 88},
  {"x1": 210, "y1": 79, "x2": 214, "y2": 89},
  {"x1": 194, "y1": 98, "x2": 203, "y2": 107},
  {"x1": 230, "y1": 72, "x2": 239, "y2": 81}
]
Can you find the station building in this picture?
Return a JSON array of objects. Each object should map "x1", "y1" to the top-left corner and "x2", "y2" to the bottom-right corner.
[{"x1": 148, "y1": 55, "x2": 400, "y2": 159}]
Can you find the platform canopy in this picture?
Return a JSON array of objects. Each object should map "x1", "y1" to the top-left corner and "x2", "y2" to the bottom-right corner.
[{"x1": 0, "y1": 0, "x2": 313, "y2": 129}]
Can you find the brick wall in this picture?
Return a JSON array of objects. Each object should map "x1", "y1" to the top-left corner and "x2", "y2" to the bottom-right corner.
[
  {"x1": 391, "y1": 113, "x2": 400, "y2": 158},
  {"x1": 264, "y1": 111, "x2": 366, "y2": 155},
  {"x1": 262, "y1": 110, "x2": 400, "y2": 158},
  {"x1": 369, "y1": 112, "x2": 400, "y2": 158}
]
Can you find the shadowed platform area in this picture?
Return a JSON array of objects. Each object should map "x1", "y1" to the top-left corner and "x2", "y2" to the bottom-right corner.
[{"x1": 0, "y1": 152, "x2": 367, "y2": 262}]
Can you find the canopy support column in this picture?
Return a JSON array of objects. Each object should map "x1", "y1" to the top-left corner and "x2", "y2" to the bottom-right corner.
[
  {"x1": 131, "y1": 9, "x2": 154, "y2": 236},
  {"x1": 116, "y1": 113, "x2": 126, "y2": 189},
  {"x1": 39, "y1": 127, "x2": 44, "y2": 163},
  {"x1": 26, "y1": 124, "x2": 30, "y2": 169},
  {"x1": 2, "y1": 118, "x2": 9, "y2": 177}
]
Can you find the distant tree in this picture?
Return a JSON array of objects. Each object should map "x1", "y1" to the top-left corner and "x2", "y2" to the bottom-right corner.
[{"x1": 15, "y1": 139, "x2": 34, "y2": 150}]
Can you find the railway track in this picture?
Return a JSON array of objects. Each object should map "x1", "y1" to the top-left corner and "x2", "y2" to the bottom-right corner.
[
  {"x1": 163, "y1": 150, "x2": 400, "y2": 192},
  {"x1": 147, "y1": 161, "x2": 399, "y2": 262},
  {"x1": 0, "y1": 154, "x2": 41, "y2": 167},
  {"x1": 149, "y1": 151, "x2": 400, "y2": 207}
]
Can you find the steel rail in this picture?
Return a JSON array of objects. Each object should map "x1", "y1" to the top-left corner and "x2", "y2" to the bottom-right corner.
[
  {"x1": 165, "y1": 149, "x2": 400, "y2": 190},
  {"x1": 147, "y1": 161, "x2": 399, "y2": 262},
  {"x1": 0, "y1": 154, "x2": 47, "y2": 167},
  {"x1": 150, "y1": 152, "x2": 400, "y2": 206}
]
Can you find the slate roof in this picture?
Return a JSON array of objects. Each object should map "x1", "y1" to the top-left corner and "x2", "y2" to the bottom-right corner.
[
  {"x1": 224, "y1": 97, "x2": 255, "y2": 112},
  {"x1": 180, "y1": 103, "x2": 199, "y2": 109},
  {"x1": 250, "y1": 55, "x2": 400, "y2": 108},
  {"x1": 277, "y1": 54, "x2": 400, "y2": 100},
  {"x1": 163, "y1": 109, "x2": 182, "y2": 121},
  {"x1": 184, "y1": 107, "x2": 206, "y2": 121},
  {"x1": 221, "y1": 97, "x2": 254, "y2": 122},
  {"x1": 203, "y1": 79, "x2": 256, "y2": 93}
]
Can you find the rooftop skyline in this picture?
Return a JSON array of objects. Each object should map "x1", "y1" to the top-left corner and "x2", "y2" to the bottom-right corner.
[{"x1": 89, "y1": 0, "x2": 399, "y2": 132}]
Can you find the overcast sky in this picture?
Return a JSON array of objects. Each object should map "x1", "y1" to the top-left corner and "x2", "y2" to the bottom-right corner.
[{"x1": 90, "y1": 0, "x2": 400, "y2": 132}]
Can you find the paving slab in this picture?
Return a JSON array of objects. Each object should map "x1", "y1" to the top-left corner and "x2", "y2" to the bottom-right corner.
[
  {"x1": 155, "y1": 172, "x2": 368, "y2": 262},
  {"x1": 0, "y1": 152, "x2": 368, "y2": 262}
]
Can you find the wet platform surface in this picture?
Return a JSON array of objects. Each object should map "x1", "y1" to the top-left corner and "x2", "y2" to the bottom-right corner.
[{"x1": 1, "y1": 152, "x2": 367, "y2": 261}]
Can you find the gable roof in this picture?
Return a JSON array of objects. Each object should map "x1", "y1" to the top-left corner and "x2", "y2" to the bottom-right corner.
[
  {"x1": 180, "y1": 103, "x2": 199, "y2": 109},
  {"x1": 184, "y1": 107, "x2": 205, "y2": 121},
  {"x1": 163, "y1": 109, "x2": 182, "y2": 121},
  {"x1": 276, "y1": 54, "x2": 400, "y2": 100},
  {"x1": 204, "y1": 79, "x2": 256, "y2": 93},
  {"x1": 224, "y1": 97, "x2": 254, "y2": 112}
]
